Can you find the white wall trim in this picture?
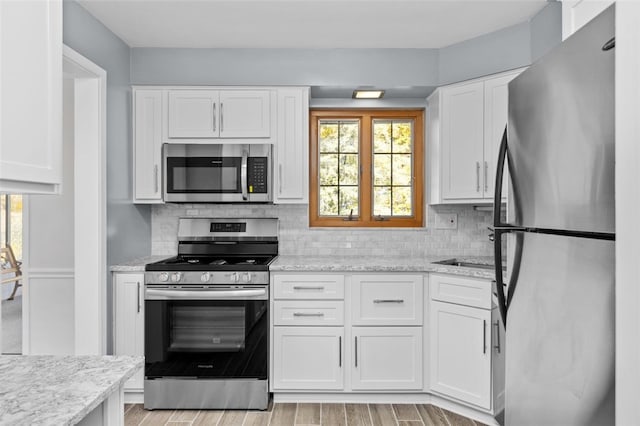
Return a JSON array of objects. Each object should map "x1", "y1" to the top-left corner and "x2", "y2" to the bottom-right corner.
[
  {"x1": 615, "y1": 2, "x2": 640, "y2": 424},
  {"x1": 63, "y1": 45, "x2": 107, "y2": 356},
  {"x1": 26, "y1": 268, "x2": 75, "y2": 279}
]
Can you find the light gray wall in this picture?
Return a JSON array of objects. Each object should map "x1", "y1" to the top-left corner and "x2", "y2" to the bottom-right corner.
[
  {"x1": 63, "y1": 0, "x2": 151, "y2": 353},
  {"x1": 530, "y1": 1, "x2": 563, "y2": 62},
  {"x1": 131, "y1": 48, "x2": 440, "y2": 87},
  {"x1": 438, "y1": 21, "x2": 531, "y2": 85},
  {"x1": 63, "y1": 1, "x2": 151, "y2": 265},
  {"x1": 130, "y1": 3, "x2": 561, "y2": 91}
]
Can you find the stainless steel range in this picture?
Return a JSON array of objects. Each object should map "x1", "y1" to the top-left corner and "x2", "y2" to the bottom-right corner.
[{"x1": 144, "y1": 218, "x2": 278, "y2": 410}]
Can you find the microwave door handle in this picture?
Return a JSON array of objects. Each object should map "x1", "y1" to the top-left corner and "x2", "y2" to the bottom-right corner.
[{"x1": 241, "y1": 148, "x2": 249, "y2": 200}]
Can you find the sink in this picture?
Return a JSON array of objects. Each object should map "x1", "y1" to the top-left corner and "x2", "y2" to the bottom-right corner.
[{"x1": 433, "y1": 258, "x2": 503, "y2": 271}]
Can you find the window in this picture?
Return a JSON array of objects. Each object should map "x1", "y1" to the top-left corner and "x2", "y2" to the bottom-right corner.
[
  {"x1": 310, "y1": 109, "x2": 424, "y2": 227},
  {"x1": 0, "y1": 195, "x2": 23, "y2": 260}
]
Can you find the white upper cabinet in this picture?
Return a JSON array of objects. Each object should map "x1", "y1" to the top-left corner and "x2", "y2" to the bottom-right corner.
[
  {"x1": 562, "y1": 1, "x2": 614, "y2": 40},
  {"x1": 0, "y1": 0, "x2": 62, "y2": 194},
  {"x1": 483, "y1": 73, "x2": 516, "y2": 200},
  {"x1": 441, "y1": 81, "x2": 485, "y2": 201},
  {"x1": 167, "y1": 89, "x2": 272, "y2": 141},
  {"x1": 274, "y1": 87, "x2": 309, "y2": 204},
  {"x1": 428, "y1": 69, "x2": 522, "y2": 204},
  {"x1": 133, "y1": 89, "x2": 163, "y2": 203}
]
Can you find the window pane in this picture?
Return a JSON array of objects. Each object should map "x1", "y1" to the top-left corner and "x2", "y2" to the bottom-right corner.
[
  {"x1": 319, "y1": 154, "x2": 338, "y2": 185},
  {"x1": 373, "y1": 154, "x2": 391, "y2": 186},
  {"x1": 339, "y1": 122, "x2": 359, "y2": 153},
  {"x1": 319, "y1": 186, "x2": 339, "y2": 216},
  {"x1": 393, "y1": 154, "x2": 412, "y2": 185},
  {"x1": 373, "y1": 121, "x2": 392, "y2": 153},
  {"x1": 0, "y1": 196, "x2": 6, "y2": 249},
  {"x1": 339, "y1": 186, "x2": 359, "y2": 216},
  {"x1": 392, "y1": 121, "x2": 413, "y2": 153},
  {"x1": 319, "y1": 122, "x2": 339, "y2": 153},
  {"x1": 9, "y1": 195, "x2": 22, "y2": 260},
  {"x1": 392, "y1": 187, "x2": 412, "y2": 216},
  {"x1": 339, "y1": 154, "x2": 358, "y2": 185},
  {"x1": 373, "y1": 187, "x2": 391, "y2": 216}
]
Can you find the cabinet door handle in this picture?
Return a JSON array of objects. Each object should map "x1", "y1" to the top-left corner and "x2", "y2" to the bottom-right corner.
[
  {"x1": 373, "y1": 299, "x2": 404, "y2": 304},
  {"x1": 339, "y1": 336, "x2": 342, "y2": 367},
  {"x1": 484, "y1": 161, "x2": 489, "y2": 192},
  {"x1": 137, "y1": 282, "x2": 141, "y2": 313},
  {"x1": 355, "y1": 336, "x2": 358, "y2": 367},
  {"x1": 221, "y1": 102, "x2": 224, "y2": 132},
  {"x1": 292, "y1": 312, "x2": 324, "y2": 317},
  {"x1": 292, "y1": 286, "x2": 325, "y2": 291},
  {"x1": 213, "y1": 103, "x2": 217, "y2": 132},
  {"x1": 494, "y1": 320, "x2": 501, "y2": 353},
  {"x1": 483, "y1": 319, "x2": 487, "y2": 354},
  {"x1": 476, "y1": 162, "x2": 481, "y2": 192},
  {"x1": 279, "y1": 164, "x2": 283, "y2": 195},
  {"x1": 153, "y1": 165, "x2": 159, "y2": 194}
]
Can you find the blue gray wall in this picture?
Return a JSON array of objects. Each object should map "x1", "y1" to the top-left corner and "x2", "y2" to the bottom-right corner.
[
  {"x1": 130, "y1": 4, "x2": 561, "y2": 91},
  {"x1": 63, "y1": 0, "x2": 151, "y2": 352},
  {"x1": 63, "y1": 1, "x2": 151, "y2": 267},
  {"x1": 530, "y1": 1, "x2": 563, "y2": 62}
]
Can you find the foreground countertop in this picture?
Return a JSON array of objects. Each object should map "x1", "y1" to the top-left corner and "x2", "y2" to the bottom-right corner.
[
  {"x1": 0, "y1": 355, "x2": 144, "y2": 426},
  {"x1": 270, "y1": 255, "x2": 498, "y2": 279}
]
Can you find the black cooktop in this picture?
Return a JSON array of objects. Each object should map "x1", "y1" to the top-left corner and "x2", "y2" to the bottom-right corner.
[{"x1": 145, "y1": 255, "x2": 275, "y2": 271}]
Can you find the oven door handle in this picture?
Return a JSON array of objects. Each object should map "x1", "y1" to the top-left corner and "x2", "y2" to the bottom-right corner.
[{"x1": 146, "y1": 288, "x2": 267, "y2": 300}]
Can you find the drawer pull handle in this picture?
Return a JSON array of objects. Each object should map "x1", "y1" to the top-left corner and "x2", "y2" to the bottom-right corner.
[
  {"x1": 293, "y1": 286, "x2": 325, "y2": 290},
  {"x1": 483, "y1": 319, "x2": 487, "y2": 354},
  {"x1": 355, "y1": 336, "x2": 358, "y2": 367},
  {"x1": 373, "y1": 299, "x2": 404, "y2": 304},
  {"x1": 292, "y1": 312, "x2": 325, "y2": 317}
]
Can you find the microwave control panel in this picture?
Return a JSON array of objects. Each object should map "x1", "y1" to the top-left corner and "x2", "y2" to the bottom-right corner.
[{"x1": 247, "y1": 157, "x2": 268, "y2": 193}]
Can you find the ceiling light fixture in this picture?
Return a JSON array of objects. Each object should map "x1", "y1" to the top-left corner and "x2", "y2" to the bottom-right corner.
[{"x1": 352, "y1": 90, "x2": 385, "y2": 99}]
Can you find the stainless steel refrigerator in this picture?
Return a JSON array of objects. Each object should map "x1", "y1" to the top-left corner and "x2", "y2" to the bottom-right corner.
[{"x1": 492, "y1": 5, "x2": 615, "y2": 426}]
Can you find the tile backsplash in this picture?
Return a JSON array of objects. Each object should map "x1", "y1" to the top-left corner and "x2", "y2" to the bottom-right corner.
[{"x1": 152, "y1": 203, "x2": 495, "y2": 257}]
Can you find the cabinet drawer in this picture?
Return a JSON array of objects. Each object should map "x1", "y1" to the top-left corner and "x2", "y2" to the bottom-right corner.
[
  {"x1": 273, "y1": 301, "x2": 344, "y2": 326},
  {"x1": 351, "y1": 275, "x2": 423, "y2": 325},
  {"x1": 430, "y1": 273, "x2": 492, "y2": 309},
  {"x1": 273, "y1": 274, "x2": 344, "y2": 300}
]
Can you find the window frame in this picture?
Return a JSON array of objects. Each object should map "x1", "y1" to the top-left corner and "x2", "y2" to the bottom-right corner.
[{"x1": 309, "y1": 109, "x2": 424, "y2": 228}]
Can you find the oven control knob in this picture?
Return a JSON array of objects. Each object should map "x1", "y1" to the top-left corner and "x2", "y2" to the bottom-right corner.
[
  {"x1": 158, "y1": 272, "x2": 169, "y2": 282},
  {"x1": 171, "y1": 272, "x2": 182, "y2": 283},
  {"x1": 200, "y1": 272, "x2": 211, "y2": 283},
  {"x1": 242, "y1": 273, "x2": 252, "y2": 283},
  {"x1": 230, "y1": 272, "x2": 240, "y2": 283}
]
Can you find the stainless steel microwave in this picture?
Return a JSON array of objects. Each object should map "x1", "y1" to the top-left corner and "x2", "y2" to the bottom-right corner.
[{"x1": 163, "y1": 143, "x2": 272, "y2": 203}]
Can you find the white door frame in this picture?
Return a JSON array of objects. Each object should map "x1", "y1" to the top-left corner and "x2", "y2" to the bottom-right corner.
[{"x1": 62, "y1": 45, "x2": 107, "y2": 355}]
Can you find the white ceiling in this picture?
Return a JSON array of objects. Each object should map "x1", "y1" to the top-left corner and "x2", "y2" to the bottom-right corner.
[{"x1": 77, "y1": 0, "x2": 548, "y2": 49}]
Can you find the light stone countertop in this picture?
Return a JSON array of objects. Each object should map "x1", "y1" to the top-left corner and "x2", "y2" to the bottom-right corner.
[
  {"x1": 269, "y1": 255, "x2": 499, "y2": 280},
  {"x1": 0, "y1": 354, "x2": 144, "y2": 426},
  {"x1": 109, "y1": 255, "x2": 172, "y2": 272},
  {"x1": 110, "y1": 254, "x2": 500, "y2": 279}
]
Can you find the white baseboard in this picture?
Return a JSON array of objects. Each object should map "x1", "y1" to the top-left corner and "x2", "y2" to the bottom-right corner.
[{"x1": 124, "y1": 391, "x2": 144, "y2": 404}]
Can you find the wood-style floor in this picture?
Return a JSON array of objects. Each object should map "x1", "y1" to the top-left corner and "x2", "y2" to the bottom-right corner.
[{"x1": 124, "y1": 402, "x2": 486, "y2": 426}]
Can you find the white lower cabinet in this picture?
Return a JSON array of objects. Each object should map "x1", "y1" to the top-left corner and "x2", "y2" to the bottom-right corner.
[
  {"x1": 272, "y1": 327, "x2": 344, "y2": 390},
  {"x1": 271, "y1": 272, "x2": 424, "y2": 393},
  {"x1": 430, "y1": 301, "x2": 491, "y2": 408},
  {"x1": 352, "y1": 327, "x2": 422, "y2": 390},
  {"x1": 429, "y1": 273, "x2": 505, "y2": 413},
  {"x1": 113, "y1": 272, "x2": 144, "y2": 393}
]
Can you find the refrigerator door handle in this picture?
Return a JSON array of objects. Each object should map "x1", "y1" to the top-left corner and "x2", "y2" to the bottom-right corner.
[{"x1": 493, "y1": 126, "x2": 510, "y2": 327}]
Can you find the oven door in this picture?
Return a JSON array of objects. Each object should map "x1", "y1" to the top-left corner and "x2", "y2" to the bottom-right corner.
[
  {"x1": 163, "y1": 143, "x2": 271, "y2": 203},
  {"x1": 145, "y1": 285, "x2": 268, "y2": 380}
]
